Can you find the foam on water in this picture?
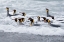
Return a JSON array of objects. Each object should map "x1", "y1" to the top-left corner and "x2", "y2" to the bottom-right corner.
[
  {"x1": 0, "y1": 0, "x2": 64, "y2": 35},
  {"x1": 0, "y1": 23, "x2": 64, "y2": 35},
  {"x1": 0, "y1": 15, "x2": 64, "y2": 35}
]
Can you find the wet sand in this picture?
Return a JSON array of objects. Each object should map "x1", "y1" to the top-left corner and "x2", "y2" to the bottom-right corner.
[{"x1": 0, "y1": 32, "x2": 64, "y2": 42}]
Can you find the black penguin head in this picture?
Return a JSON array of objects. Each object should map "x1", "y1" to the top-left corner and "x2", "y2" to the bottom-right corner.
[
  {"x1": 41, "y1": 17, "x2": 46, "y2": 20},
  {"x1": 51, "y1": 16, "x2": 54, "y2": 19},
  {"x1": 46, "y1": 19, "x2": 50, "y2": 23},
  {"x1": 22, "y1": 12, "x2": 26, "y2": 16},
  {"x1": 46, "y1": 8, "x2": 49, "y2": 12},
  {"x1": 13, "y1": 9, "x2": 16, "y2": 13},
  {"x1": 22, "y1": 18, "x2": 25, "y2": 22},
  {"x1": 46, "y1": 19, "x2": 48, "y2": 22},
  {"x1": 46, "y1": 8, "x2": 48, "y2": 10},
  {"x1": 15, "y1": 18, "x2": 17, "y2": 22},
  {"x1": 6, "y1": 7, "x2": 9, "y2": 10}
]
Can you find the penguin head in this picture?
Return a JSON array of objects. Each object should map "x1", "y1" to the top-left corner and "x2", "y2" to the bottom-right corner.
[
  {"x1": 46, "y1": 8, "x2": 49, "y2": 12},
  {"x1": 6, "y1": 7, "x2": 9, "y2": 10},
  {"x1": 51, "y1": 16, "x2": 54, "y2": 19},
  {"x1": 41, "y1": 17, "x2": 46, "y2": 20},
  {"x1": 28, "y1": 18, "x2": 34, "y2": 22},
  {"x1": 22, "y1": 18, "x2": 25, "y2": 22},
  {"x1": 37, "y1": 16, "x2": 40, "y2": 21},
  {"x1": 18, "y1": 18, "x2": 22, "y2": 22},
  {"x1": 37, "y1": 16, "x2": 40, "y2": 18},
  {"x1": 18, "y1": 18, "x2": 25, "y2": 22},
  {"x1": 46, "y1": 19, "x2": 50, "y2": 23},
  {"x1": 15, "y1": 18, "x2": 17, "y2": 22},
  {"x1": 13, "y1": 9, "x2": 16, "y2": 14},
  {"x1": 22, "y1": 12, "x2": 26, "y2": 16}
]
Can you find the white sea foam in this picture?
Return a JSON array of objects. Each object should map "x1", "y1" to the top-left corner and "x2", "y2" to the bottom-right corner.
[
  {"x1": 0, "y1": 15, "x2": 64, "y2": 35},
  {"x1": 0, "y1": 0, "x2": 64, "y2": 35}
]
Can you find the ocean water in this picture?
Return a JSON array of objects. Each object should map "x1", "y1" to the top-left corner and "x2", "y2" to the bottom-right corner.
[{"x1": 0, "y1": 0, "x2": 64, "y2": 36}]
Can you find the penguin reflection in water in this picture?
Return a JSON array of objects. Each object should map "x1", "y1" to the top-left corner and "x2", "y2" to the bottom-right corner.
[{"x1": 28, "y1": 18, "x2": 34, "y2": 26}]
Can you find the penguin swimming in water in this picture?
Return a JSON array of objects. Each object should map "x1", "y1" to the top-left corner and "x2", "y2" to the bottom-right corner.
[
  {"x1": 14, "y1": 18, "x2": 25, "y2": 25},
  {"x1": 6, "y1": 7, "x2": 19, "y2": 17},
  {"x1": 28, "y1": 18, "x2": 34, "y2": 26},
  {"x1": 37, "y1": 16, "x2": 40, "y2": 21},
  {"x1": 19, "y1": 12, "x2": 26, "y2": 16},
  {"x1": 22, "y1": 12, "x2": 26, "y2": 16},
  {"x1": 46, "y1": 8, "x2": 54, "y2": 19},
  {"x1": 6, "y1": 7, "x2": 10, "y2": 16},
  {"x1": 18, "y1": 18, "x2": 25, "y2": 23},
  {"x1": 41, "y1": 17, "x2": 60, "y2": 27},
  {"x1": 14, "y1": 18, "x2": 25, "y2": 23},
  {"x1": 41, "y1": 17, "x2": 47, "y2": 22},
  {"x1": 46, "y1": 19, "x2": 61, "y2": 27}
]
